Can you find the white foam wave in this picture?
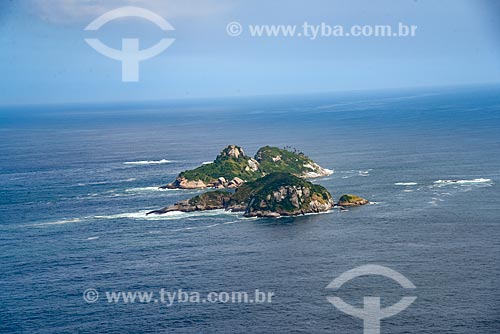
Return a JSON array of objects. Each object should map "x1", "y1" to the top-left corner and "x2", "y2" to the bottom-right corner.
[
  {"x1": 77, "y1": 178, "x2": 136, "y2": 186},
  {"x1": 339, "y1": 169, "x2": 371, "y2": 178},
  {"x1": 87, "y1": 236, "x2": 99, "y2": 240},
  {"x1": 124, "y1": 159, "x2": 173, "y2": 165},
  {"x1": 433, "y1": 178, "x2": 492, "y2": 186},
  {"x1": 28, "y1": 209, "x2": 241, "y2": 228},
  {"x1": 124, "y1": 187, "x2": 203, "y2": 194},
  {"x1": 125, "y1": 187, "x2": 170, "y2": 192},
  {"x1": 30, "y1": 218, "x2": 82, "y2": 227},
  {"x1": 77, "y1": 181, "x2": 109, "y2": 186},
  {"x1": 395, "y1": 182, "x2": 418, "y2": 186},
  {"x1": 201, "y1": 161, "x2": 213, "y2": 165},
  {"x1": 428, "y1": 196, "x2": 445, "y2": 207},
  {"x1": 94, "y1": 209, "x2": 241, "y2": 221},
  {"x1": 171, "y1": 221, "x2": 235, "y2": 232}
]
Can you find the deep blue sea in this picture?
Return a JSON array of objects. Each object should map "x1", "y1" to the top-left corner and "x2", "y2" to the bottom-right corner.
[{"x1": 1, "y1": 86, "x2": 500, "y2": 333}]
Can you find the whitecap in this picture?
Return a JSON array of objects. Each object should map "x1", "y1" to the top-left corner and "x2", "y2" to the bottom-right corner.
[
  {"x1": 123, "y1": 178, "x2": 137, "y2": 182},
  {"x1": 124, "y1": 187, "x2": 203, "y2": 194},
  {"x1": 223, "y1": 221, "x2": 238, "y2": 225},
  {"x1": 395, "y1": 182, "x2": 418, "y2": 186},
  {"x1": 77, "y1": 181, "x2": 109, "y2": 186},
  {"x1": 171, "y1": 224, "x2": 223, "y2": 232},
  {"x1": 124, "y1": 159, "x2": 173, "y2": 165},
  {"x1": 433, "y1": 178, "x2": 493, "y2": 186},
  {"x1": 125, "y1": 187, "x2": 169, "y2": 192},
  {"x1": 428, "y1": 197, "x2": 443, "y2": 206},
  {"x1": 30, "y1": 218, "x2": 82, "y2": 227},
  {"x1": 201, "y1": 161, "x2": 213, "y2": 165},
  {"x1": 94, "y1": 209, "x2": 242, "y2": 221},
  {"x1": 340, "y1": 170, "x2": 369, "y2": 177},
  {"x1": 86, "y1": 236, "x2": 99, "y2": 240},
  {"x1": 93, "y1": 211, "x2": 151, "y2": 220},
  {"x1": 77, "y1": 178, "x2": 136, "y2": 186}
]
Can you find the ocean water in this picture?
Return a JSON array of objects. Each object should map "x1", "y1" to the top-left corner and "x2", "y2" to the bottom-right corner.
[{"x1": 1, "y1": 86, "x2": 500, "y2": 333}]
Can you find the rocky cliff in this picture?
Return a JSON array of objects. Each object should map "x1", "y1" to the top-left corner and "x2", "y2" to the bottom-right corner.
[{"x1": 240, "y1": 172, "x2": 334, "y2": 217}]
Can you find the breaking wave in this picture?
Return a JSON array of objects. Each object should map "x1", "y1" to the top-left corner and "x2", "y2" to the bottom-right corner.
[
  {"x1": 30, "y1": 218, "x2": 82, "y2": 227},
  {"x1": 77, "y1": 178, "x2": 136, "y2": 186},
  {"x1": 124, "y1": 159, "x2": 173, "y2": 165},
  {"x1": 395, "y1": 182, "x2": 418, "y2": 186},
  {"x1": 433, "y1": 178, "x2": 493, "y2": 186},
  {"x1": 93, "y1": 209, "x2": 242, "y2": 221},
  {"x1": 125, "y1": 187, "x2": 170, "y2": 192}
]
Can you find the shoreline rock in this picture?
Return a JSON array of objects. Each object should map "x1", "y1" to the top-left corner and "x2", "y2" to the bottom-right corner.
[
  {"x1": 149, "y1": 172, "x2": 334, "y2": 218},
  {"x1": 337, "y1": 194, "x2": 369, "y2": 207},
  {"x1": 147, "y1": 190, "x2": 233, "y2": 215},
  {"x1": 161, "y1": 177, "x2": 207, "y2": 189}
]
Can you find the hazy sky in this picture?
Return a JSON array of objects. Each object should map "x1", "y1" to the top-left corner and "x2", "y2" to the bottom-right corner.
[{"x1": 0, "y1": 0, "x2": 499, "y2": 105}]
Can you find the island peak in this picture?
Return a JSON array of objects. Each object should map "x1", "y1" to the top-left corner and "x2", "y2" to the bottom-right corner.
[{"x1": 162, "y1": 145, "x2": 332, "y2": 189}]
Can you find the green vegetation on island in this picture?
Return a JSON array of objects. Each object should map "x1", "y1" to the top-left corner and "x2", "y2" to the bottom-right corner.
[
  {"x1": 178, "y1": 145, "x2": 257, "y2": 185},
  {"x1": 238, "y1": 172, "x2": 334, "y2": 217},
  {"x1": 149, "y1": 172, "x2": 334, "y2": 218},
  {"x1": 337, "y1": 194, "x2": 369, "y2": 207},
  {"x1": 163, "y1": 145, "x2": 333, "y2": 189},
  {"x1": 148, "y1": 144, "x2": 369, "y2": 218}
]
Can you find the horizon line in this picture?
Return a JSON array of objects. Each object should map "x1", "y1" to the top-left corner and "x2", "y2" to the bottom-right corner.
[{"x1": 1, "y1": 81, "x2": 499, "y2": 109}]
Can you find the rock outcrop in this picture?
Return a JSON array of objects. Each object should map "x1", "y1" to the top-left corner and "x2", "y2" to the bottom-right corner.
[
  {"x1": 161, "y1": 177, "x2": 207, "y2": 189},
  {"x1": 149, "y1": 172, "x2": 334, "y2": 218},
  {"x1": 219, "y1": 144, "x2": 245, "y2": 159},
  {"x1": 337, "y1": 194, "x2": 369, "y2": 207},
  {"x1": 242, "y1": 173, "x2": 334, "y2": 217},
  {"x1": 147, "y1": 190, "x2": 232, "y2": 214}
]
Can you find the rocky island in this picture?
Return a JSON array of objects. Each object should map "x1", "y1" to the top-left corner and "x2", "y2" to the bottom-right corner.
[
  {"x1": 148, "y1": 145, "x2": 368, "y2": 218},
  {"x1": 149, "y1": 172, "x2": 334, "y2": 218},
  {"x1": 162, "y1": 145, "x2": 332, "y2": 189},
  {"x1": 337, "y1": 194, "x2": 369, "y2": 207}
]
